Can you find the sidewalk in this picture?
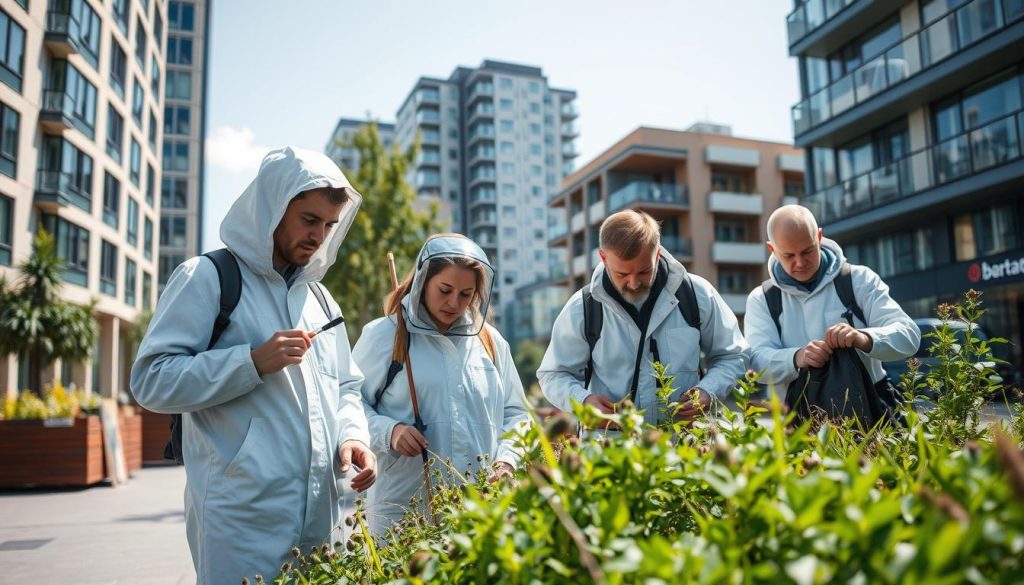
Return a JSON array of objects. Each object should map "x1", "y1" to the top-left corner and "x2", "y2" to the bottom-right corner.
[{"x1": 0, "y1": 465, "x2": 195, "y2": 584}]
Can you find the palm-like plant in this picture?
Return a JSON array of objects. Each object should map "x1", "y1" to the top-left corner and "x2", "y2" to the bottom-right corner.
[{"x1": 0, "y1": 230, "x2": 98, "y2": 393}]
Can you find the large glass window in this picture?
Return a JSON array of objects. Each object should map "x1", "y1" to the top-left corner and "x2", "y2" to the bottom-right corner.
[
  {"x1": 132, "y1": 78, "x2": 144, "y2": 123},
  {"x1": 39, "y1": 136, "x2": 93, "y2": 211},
  {"x1": 162, "y1": 141, "x2": 188, "y2": 172},
  {"x1": 0, "y1": 9, "x2": 26, "y2": 92},
  {"x1": 106, "y1": 104, "x2": 123, "y2": 163},
  {"x1": 145, "y1": 162, "x2": 155, "y2": 206},
  {"x1": 126, "y1": 197, "x2": 138, "y2": 246},
  {"x1": 129, "y1": 138, "x2": 141, "y2": 186},
  {"x1": 161, "y1": 176, "x2": 187, "y2": 208},
  {"x1": 100, "y1": 240, "x2": 117, "y2": 297},
  {"x1": 142, "y1": 271, "x2": 152, "y2": 311},
  {"x1": 47, "y1": 60, "x2": 97, "y2": 139},
  {"x1": 168, "y1": 2, "x2": 195, "y2": 31},
  {"x1": 160, "y1": 215, "x2": 187, "y2": 248},
  {"x1": 74, "y1": 0, "x2": 101, "y2": 70},
  {"x1": 150, "y1": 54, "x2": 160, "y2": 95},
  {"x1": 954, "y1": 204, "x2": 1020, "y2": 260},
  {"x1": 102, "y1": 171, "x2": 120, "y2": 228},
  {"x1": 125, "y1": 257, "x2": 137, "y2": 306},
  {"x1": 158, "y1": 253, "x2": 184, "y2": 286},
  {"x1": 42, "y1": 214, "x2": 89, "y2": 286},
  {"x1": 134, "y1": 15, "x2": 147, "y2": 67},
  {"x1": 112, "y1": 0, "x2": 129, "y2": 35},
  {"x1": 143, "y1": 216, "x2": 152, "y2": 259},
  {"x1": 0, "y1": 100, "x2": 18, "y2": 178},
  {"x1": 164, "y1": 105, "x2": 190, "y2": 135},
  {"x1": 167, "y1": 36, "x2": 192, "y2": 65},
  {"x1": 109, "y1": 40, "x2": 127, "y2": 98},
  {"x1": 0, "y1": 193, "x2": 12, "y2": 266},
  {"x1": 166, "y1": 70, "x2": 191, "y2": 100},
  {"x1": 148, "y1": 108, "x2": 157, "y2": 148}
]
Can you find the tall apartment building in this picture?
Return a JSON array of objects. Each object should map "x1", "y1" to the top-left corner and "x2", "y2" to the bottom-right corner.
[
  {"x1": 158, "y1": 0, "x2": 208, "y2": 291},
  {"x1": 0, "y1": 0, "x2": 168, "y2": 398},
  {"x1": 394, "y1": 60, "x2": 579, "y2": 327},
  {"x1": 324, "y1": 117, "x2": 394, "y2": 173},
  {"x1": 786, "y1": 0, "x2": 1024, "y2": 367},
  {"x1": 543, "y1": 124, "x2": 803, "y2": 331}
]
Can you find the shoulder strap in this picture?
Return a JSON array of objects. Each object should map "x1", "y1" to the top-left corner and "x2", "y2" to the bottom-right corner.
[
  {"x1": 834, "y1": 262, "x2": 866, "y2": 326},
  {"x1": 308, "y1": 281, "x2": 333, "y2": 318},
  {"x1": 581, "y1": 285, "x2": 603, "y2": 389},
  {"x1": 202, "y1": 248, "x2": 242, "y2": 350},
  {"x1": 675, "y1": 272, "x2": 700, "y2": 330},
  {"x1": 761, "y1": 279, "x2": 783, "y2": 337}
]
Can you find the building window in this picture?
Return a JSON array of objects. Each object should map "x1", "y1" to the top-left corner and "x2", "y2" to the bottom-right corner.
[
  {"x1": 47, "y1": 60, "x2": 97, "y2": 139},
  {"x1": 161, "y1": 176, "x2": 187, "y2": 208},
  {"x1": 163, "y1": 141, "x2": 188, "y2": 172},
  {"x1": 0, "y1": 9, "x2": 25, "y2": 92},
  {"x1": 499, "y1": 98, "x2": 513, "y2": 111},
  {"x1": 499, "y1": 77, "x2": 513, "y2": 90},
  {"x1": 39, "y1": 136, "x2": 93, "y2": 212},
  {"x1": 134, "y1": 15, "x2": 147, "y2": 68},
  {"x1": 529, "y1": 123, "x2": 541, "y2": 135},
  {"x1": 0, "y1": 100, "x2": 18, "y2": 178},
  {"x1": 169, "y1": 2, "x2": 195, "y2": 31},
  {"x1": 167, "y1": 36, "x2": 193, "y2": 65},
  {"x1": 130, "y1": 138, "x2": 141, "y2": 186},
  {"x1": 148, "y1": 108, "x2": 157, "y2": 148},
  {"x1": 160, "y1": 215, "x2": 187, "y2": 248},
  {"x1": 106, "y1": 104, "x2": 123, "y2": 163},
  {"x1": 109, "y1": 40, "x2": 127, "y2": 98},
  {"x1": 126, "y1": 197, "x2": 138, "y2": 246},
  {"x1": 164, "y1": 105, "x2": 190, "y2": 135},
  {"x1": 158, "y1": 253, "x2": 184, "y2": 286},
  {"x1": 711, "y1": 170, "x2": 751, "y2": 193},
  {"x1": 528, "y1": 81, "x2": 540, "y2": 93},
  {"x1": 150, "y1": 54, "x2": 160, "y2": 95},
  {"x1": 100, "y1": 240, "x2": 117, "y2": 297},
  {"x1": 75, "y1": 0, "x2": 101, "y2": 70},
  {"x1": 125, "y1": 257, "x2": 137, "y2": 306},
  {"x1": 714, "y1": 220, "x2": 748, "y2": 242},
  {"x1": 145, "y1": 162, "x2": 155, "y2": 206},
  {"x1": 166, "y1": 70, "x2": 191, "y2": 100},
  {"x1": 112, "y1": 0, "x2": 129, "y2": 35},
  {"x1": 0, "y1": 193, "x2": 11, "y2": 266},
  {"x1": 954, "y1": 204, "x2": 1020, "y2": 261},
  {"x1": 132, "y1": 78, "x2": 144, "y2": 123},
  {"x1": 142, "y1": 271, "x2": 152, "y2": 310},
  {"x1": 499, "y1": 119, "x2": 513, "y2": 132},
  {"x1": 42, "y1": 214, "x2": 89, "y2": 287},
  {"x1": 717, "y1": 271, "x2": 749, "y2": 294},
  {"x1": 143, "y1": 216, "x2": 153, "y2": 260},
  {"x1": 102, "y1": 171, "x2": 120, "y2": 228},
  {"x1": 153, "y1": 8, "x2": 163, "y2": 50}
]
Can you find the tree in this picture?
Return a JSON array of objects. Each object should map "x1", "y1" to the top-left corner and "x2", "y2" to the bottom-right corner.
[
  {"x1": 513, "y1": 339, "x2": 546, "y2": 395},
  {"x1": 323, "y1": 122, "x2": 444, "y2": 339},
  {"x1": 0, "y1": 230, "x2": 98, "y2": 393}
]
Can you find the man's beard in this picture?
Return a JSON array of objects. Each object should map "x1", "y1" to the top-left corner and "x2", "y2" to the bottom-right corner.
[{"x1": 619, "y1": 283, "x2": 651, "y2": 304}]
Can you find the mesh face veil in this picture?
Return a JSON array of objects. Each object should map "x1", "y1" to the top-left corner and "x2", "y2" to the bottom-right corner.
[{"x1": 405, "y1": 235, "x2": 495, "y2": 336}]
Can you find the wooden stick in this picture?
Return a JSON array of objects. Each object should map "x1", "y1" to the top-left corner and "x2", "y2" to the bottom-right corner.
[{"x1": 387, "y1": 252, "x2": 438, "y2": 525}]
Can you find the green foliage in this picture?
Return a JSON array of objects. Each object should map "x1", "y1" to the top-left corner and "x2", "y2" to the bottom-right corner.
[
  {"x1": 513, "y1": 339, "x2": 546, "y2": 391},
  {"x1": 0, "y1": 230, "x2": 98, "y2": 393},
  {"x1": 272, "y1": 293, "x2": 1024, "y2": 584},
  {"x1": 322, "y1": 123, "x2": 445, "y2": 339}
]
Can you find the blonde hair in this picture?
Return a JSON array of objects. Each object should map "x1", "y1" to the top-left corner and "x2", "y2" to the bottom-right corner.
[
  {"x1": 384, "y1": 234, "x2": 496, "y2": 364},
  {"x1": 599, "y1": 210, "x2": 661, "y2": 259}
]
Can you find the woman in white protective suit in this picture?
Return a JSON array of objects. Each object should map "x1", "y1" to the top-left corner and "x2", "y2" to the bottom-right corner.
[{"x1": 352, "y1": 234, "x2": 531, "y2": 535}]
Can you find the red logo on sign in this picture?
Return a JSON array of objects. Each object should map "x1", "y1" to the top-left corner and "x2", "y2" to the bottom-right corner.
[{"x1": 967, "y1": 263, "x2": 981, "y2": 283}]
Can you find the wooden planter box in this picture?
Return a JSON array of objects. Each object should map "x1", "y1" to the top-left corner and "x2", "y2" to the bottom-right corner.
[
  {"x1": 117, "y1": 407, "x2": 143, "y2": 473},
  {"x1": 0, "y1": 416, "x2": 105, "y2": 488},
  {"x1": 140, "y1": 408, "x2": 172, "y2": 464}
]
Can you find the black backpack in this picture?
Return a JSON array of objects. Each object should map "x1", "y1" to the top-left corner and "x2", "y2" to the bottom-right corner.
[
  {"x1": 580, "y1": 273, "x2": 701, "y2": 402},
  {"x1": 163, "y1": 248, "x2": 334, "y2": 464},
  {"x1": 761, "y1": 262, "x2": 900, "y2": 427}
]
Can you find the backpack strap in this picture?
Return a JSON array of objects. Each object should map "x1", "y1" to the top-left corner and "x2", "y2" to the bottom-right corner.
[
  {"x1": 581, "y1": 284, "x2": 603, "y2": 389},
  {"x1": 761, "y1": 279, "x2": 783, "y2": 337},
  {"x1": 675, "y1": 272, "x2": 701, "y2": 330},
  {"x1": 834, "y1": 262, "x2": 866, "y2": 327},
  {"x1": 203, "y1": 248, "x2": 242, "y2": 349}
]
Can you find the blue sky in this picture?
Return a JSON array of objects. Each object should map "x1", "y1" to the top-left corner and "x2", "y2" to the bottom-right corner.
[{"x1": 202, "y1": 0, "x2": 800, "y2": 250}]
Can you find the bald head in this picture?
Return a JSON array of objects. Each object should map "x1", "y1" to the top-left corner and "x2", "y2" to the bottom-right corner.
[
  {"x1": 766, "y1": 205, "x2": 824, "y2": 283},
  {"x1": 767, "y1": 204, "x2": 819, "y2": 244}
]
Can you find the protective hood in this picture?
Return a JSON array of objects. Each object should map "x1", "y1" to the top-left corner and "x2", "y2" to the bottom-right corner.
[
  {"x1": 220, "y1": 146, "x2": 362, "y2": 284},
  {"x1": 402, "y1": 235, "x2": 495, "y2": 336},
  {"x1": 767, "y1": 237, "x2": 846, "y2": 298}
]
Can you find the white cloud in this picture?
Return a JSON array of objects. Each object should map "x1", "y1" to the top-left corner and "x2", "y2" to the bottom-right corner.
[{"x1": 204, "y1": 126, "x2": 269, "y2": 173}]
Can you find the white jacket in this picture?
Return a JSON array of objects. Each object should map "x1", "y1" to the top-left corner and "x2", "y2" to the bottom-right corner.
[
  {"x1": 744, "y1": 238, "x2": 921, "y2": 392},
  {"x1": 130, "y1": 147, "x2": 369, "y2": 584},
  {"x1": 537, "y1": 248, "x2": 749, "y2": 424},
  {"x1": 353, "y1": 297, "x2": 530, "y2": 535}
]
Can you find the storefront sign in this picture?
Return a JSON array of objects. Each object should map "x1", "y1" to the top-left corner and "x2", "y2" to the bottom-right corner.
[{"x1": 967, "y1": 256, "x2": 1024, "y2": 284}]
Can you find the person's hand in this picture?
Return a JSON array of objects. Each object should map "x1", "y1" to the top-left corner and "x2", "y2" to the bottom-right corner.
[
  {"x1": 390, "y1": 424, "x2": 428, "y2": 457},
  {"x1": 825, "y1": 323, "x2": 872, "y2": 352},
  {"x1": 795, "y1": 339, "x2": 833, "y2": 369},
  {"x1": 487, "y1": 461, "x2": 515, "y2": 483},
  {"x1": 250, "y1": 329, "x2": 312, "y2": 376},
  {"x1": 339, "y1": 440, "x2": 377, "y2": 493},
  {"x1": 673, "y1": 388, "x2": 712, "y2": 421},
  {"x1": 583, "y1": 394, "x2": 620, "y2": 431}
]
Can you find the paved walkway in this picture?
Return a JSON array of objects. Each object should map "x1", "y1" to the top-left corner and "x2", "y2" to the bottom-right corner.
[{"x1": 0, "y1": 465, "x2": 195, "y2": 584}]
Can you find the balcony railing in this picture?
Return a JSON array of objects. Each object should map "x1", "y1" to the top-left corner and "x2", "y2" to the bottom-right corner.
[
  {"x1": 786, "y1": 0, "x2": 857, "y2": 47},
  {"x1": 608, "y1": 181, "x2": 689, "y2": 211},
  {"x1": 550, "y1": 262, "x2": 569, "y2": 280},
  {"x1": 36, "y1": 169, "x2": 92, "y2": 212},
  {"x1": 469, "y1": 166, "x2": 496, "y2": 182},
  {"x1": 548, "y1": 221, "x2": 568, "y2": 241},
  {"x1": 468, "y1": 82, "x2": 494, "y2": 101},
  {"x1": 791, "y1": 0, "x2": 1023, "y2": 136},
  {"x1": 468, "y1": 124, "x2": 495, "y2": 142},
  {"x1": 662, "y1": 235, "x2": 693, "y2": 258},
  {"x1": 416, "y1": 109, "x2": 441, "y2": 125},
  {"x1": 41, "y1": 90, "x2": 76, "y2": 121},
  {"x1": 469, "y1": 146, "x2": 495, "y2": 161},
  {"x1": 45, "y1": 11, "x2": 81, "y2": 50},
  {"x1": 468, "y1": 102, "x2": 495, "y2": 120},
  {"x1": 803, "y1": 108, "x2": 1024, "y2": 225},
  {"x1": 415, "y1": 88, "x2": 440, "y2": 104},
  {"x1": 561, "y1": 102, "x2": 579, "y2": 118},
  {"x1": 469, "y1": 189, "x2": 496, "y2": 205},
  {"x1": 416, "y1": 150, "x2": 441, "y2": 166}
]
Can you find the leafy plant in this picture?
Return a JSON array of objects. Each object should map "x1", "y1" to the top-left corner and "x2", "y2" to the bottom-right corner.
[{"x1": 1, "y1": 382, "x2": 88, "y2": 421}]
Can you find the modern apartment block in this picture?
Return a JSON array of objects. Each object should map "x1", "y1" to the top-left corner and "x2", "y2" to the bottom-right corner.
[
  {"x1": 0, "y1": 0, "x2": 169, "y2": 398},
  {"x1": 545, "y1": 124, "x2": 803, "y2": 325},
  {"x1": 158, "y1": 0, "x2": 208, "y2": 292},
  {"x1": 786, "y1": 0, "x2": 1024, "y2": 367},
  {"x1": 394, "y1": 60, "x2": 579, "y2": 327},
  {"x1": 324, "y1": 117, "x2": 395, "y2": 173}
]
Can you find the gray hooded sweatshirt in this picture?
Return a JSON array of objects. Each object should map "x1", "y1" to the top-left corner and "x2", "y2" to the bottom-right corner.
[{"x1": 130, "y1": 147, "x2": 369, "y2": 584}]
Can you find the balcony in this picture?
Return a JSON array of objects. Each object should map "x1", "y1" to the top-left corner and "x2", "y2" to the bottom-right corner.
[
  {"x1": 608, "y1": 181, "x2": 689, "y2": 212},
  {"x1": 803, "y1": 108, "x2": 1024, "y2": 227},
  {"x1": 786, "y1": 0, "x2": 858, "y2": 48},
  {"x1": 561, "y1": 101, "x2": 579, "y2": 119},
  {"x1": 550, "y1": 262, "x2": 569, "y2": 280},
  {"x1": 468, "y1": 165, "x2": 496, "y2": 186},
  {"x1": 415, "y1": 150, "x2": 441, "y2": 167},
  {"x1": 778, "y1": 153, "x2": 805, "y2": 173},
  {"x1": 562, "y1": 143, "x2": 579, "y2": 158},
  {"x1": 791, "y1": 0, "x2": 1024, "y2": 138},
  {"x1": 712, "y1": 242, "x2": 765, "y2": 265},
  {"x1": 548, "y1": 220, "x2": 568, "y2": 243},
  {"x1": 468, "y1": 124, "x2": 495, "y2": 144},
  {"x1": 572, "y1": 253, "x2": 589, "y2": 276},
  {"x1": 469, "y1": 145, "x2": 495, "y2": 163},
  {"x1": 415, "y1": 88, "x2": 440, "y2": 105},
  {"x1": 44, "y1": 11, "x2": 81, "y2": 58},
  {"x1": 662, "y1": 235, "x2": 693, "y2": 259},
  {"x1": 468, "y1": 188, "x2": 497, "y2": 207},
  {"x1": 707, "y1": 191, "x2": 764, "y2": 215},
  {"x1": 39, "y1": 90, "x2": 77, "y2": 133},
  {"x1": 415, "y1": 109, "x2": 441, "y2": 126},
  {"x1": 35, "y1": 170, "x2": 91, "y2": 212},
  {"x1": 470, "y1": 210, "x2": 497, "y2": 226},
  {"x1": 468, "y1": 81, "x2": 494, "y2": 103},
  {"x1": 420, "y1": 130, "x2": 440, "y2": 145},
  {"x1": 468, "y1": 102, "x2": 495, "y2": 124},
  {"x1": 705, "y1": 145, "x2": 760, "y2": 167},
  {"x1": 561, "y1": 122, "x2": 579, "y2": 138},
  {"x1": 588, "y1": 199, "x2": 605, "y2": 223}
]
